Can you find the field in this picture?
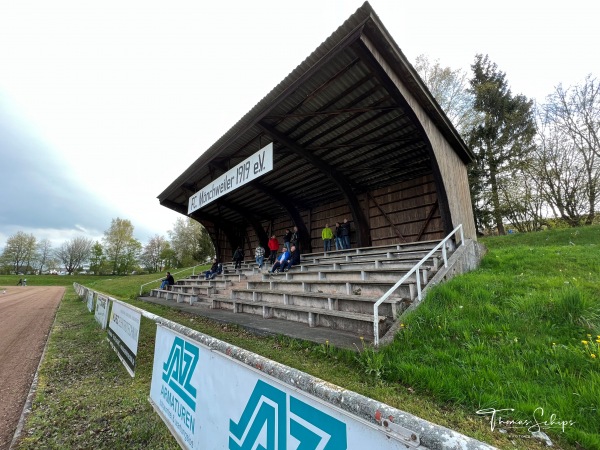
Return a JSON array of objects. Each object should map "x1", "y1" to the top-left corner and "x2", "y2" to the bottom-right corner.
[{"x1": 2, "y1": 225, "x2": 599, "y2": 449}]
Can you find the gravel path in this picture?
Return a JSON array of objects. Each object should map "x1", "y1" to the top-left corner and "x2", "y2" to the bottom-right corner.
[{"x1": 0, "y1": 286, "x2": 64, "y2": 450}]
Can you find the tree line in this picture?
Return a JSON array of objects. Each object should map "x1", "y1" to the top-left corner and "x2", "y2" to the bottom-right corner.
[
  {"x1": 0, "y1": 217, "x2": 214, "y2": 275},
  {"x1": 415, "y1": 54, "x2": 599, "y2": 234}
]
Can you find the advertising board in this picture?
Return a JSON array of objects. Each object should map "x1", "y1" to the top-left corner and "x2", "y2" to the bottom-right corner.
[
  {"x1": 107, "y1": 300, "x2": 141, "y2": 377},
  {"x1": 150, "y1": 324, "x2": 409, "y2": 450}
]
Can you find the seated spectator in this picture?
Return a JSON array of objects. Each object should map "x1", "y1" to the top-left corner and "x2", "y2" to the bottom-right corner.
[
  {"x1": 207, "y1": 263, "x2": 222, "y2": 280},
  {"x1": 255, "y1": 244, "x2": 265, "y2": 270},
  {"x1": 159, "y1": 272, "x2": 174, "y2": 290},
  {"x1": 203, "y1": 259, "x2": 219, "y2": 280},
  {"x1": 281, "y1": 245, "x2": 300, "y2": 272},
  {"x1": 269, "y1": 247, "x2": 290, "y2": 274}
]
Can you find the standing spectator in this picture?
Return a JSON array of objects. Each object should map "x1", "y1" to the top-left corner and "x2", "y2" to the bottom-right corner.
[
  {"x1": 233, "y1": 246, "x2": 244, "y2": 270},
  {"x1": 160, "y1": 272, "x2": 175, "y2": 290},
  {"x1": 283, "y1": 229, "x2": 292, "y2": 252},
  {"x1": 321, "y1": 223, "x2": 333, "y2": 252},
  {"x1": 334, "y1": 222, "x2": 343, "y2": 251},
  {"x1": 255, "y1": 244, "x2": 265, "y2": 270},
  {"x1": 291, "y1": 226, "x2": 300, "y2": 251},
  {"x1": 267, "y1": 235, "x2": 279, "y2": 265},
  {"x1": 341, "y1": 218, "x2": 351, "y2": 249}
]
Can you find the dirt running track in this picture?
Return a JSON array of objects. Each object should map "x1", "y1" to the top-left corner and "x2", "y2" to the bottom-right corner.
[{"x1": 0, "y1": 286, "x2": 64, "y2": 450}]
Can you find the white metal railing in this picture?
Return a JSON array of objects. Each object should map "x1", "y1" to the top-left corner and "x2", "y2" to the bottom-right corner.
[
  {"x1": 139, "y1": 264, "x2": 207, "y2": 296},
  {"x1": 373, "y1": 224, "x2": 464, "y2": 346}
]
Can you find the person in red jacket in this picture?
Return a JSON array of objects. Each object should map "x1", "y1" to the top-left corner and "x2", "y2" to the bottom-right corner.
[{"x1": 267, "y1": 234, "x2": 279, "y2": 264}]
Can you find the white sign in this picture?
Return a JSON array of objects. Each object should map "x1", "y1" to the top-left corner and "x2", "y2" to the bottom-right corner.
[
  {"x1": 188, "y1": 143, "x2": 273, "y2": 214},
  {"x1": 94, "y1": 294, "x2": 111, "y2": 329},
  {"x1": 150, "y1": 325, "x2": 409, "y2": 450},
  {"x1": 86, "y1": 290, "x2": 94, "y2": 312},
  {"x1": 108, "y1": 300, "x2": 141, "y2": 377}
]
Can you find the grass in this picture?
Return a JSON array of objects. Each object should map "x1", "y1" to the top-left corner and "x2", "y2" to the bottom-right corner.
[{"x1": 5, "y1": 225, "x2": 600, "y2": 449}]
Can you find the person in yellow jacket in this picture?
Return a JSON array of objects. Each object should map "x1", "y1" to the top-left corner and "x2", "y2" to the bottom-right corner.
[{"x1": 321, "y1": 223, "x2": 334, "y2": 252}]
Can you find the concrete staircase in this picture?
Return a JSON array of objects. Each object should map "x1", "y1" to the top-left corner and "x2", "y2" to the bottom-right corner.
[{"x1": 148, "y1": 239, "x2": 449, "y2": 340}]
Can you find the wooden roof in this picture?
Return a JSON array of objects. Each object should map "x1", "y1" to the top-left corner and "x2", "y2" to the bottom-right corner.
[{"x1": 158, "y1": 2, "x2": 473, "y2": 230}]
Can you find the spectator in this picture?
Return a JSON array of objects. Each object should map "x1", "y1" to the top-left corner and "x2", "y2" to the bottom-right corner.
[
  {"x1": 233, "y1": 246, "x2": 244, "y2": 270},
  {"x1": 291, "y1": 226, "x2": 300, "y2": 251},
  {"x1": 160, "y1": 272, "x2": 175, "y2": 290},
  {"x1": 267, "y1": 235, "x2": 279, "y2": 264},
  {"x1": 334, "y1": 222, "x2": 343, "y2": 250},
  {"x1": 283, "y1": 229, "x2": 292, "y2": 252},
  {"x1": 269, "y1": 246, "x2": 290, "y2": 274},
  {"x1": 255, "y1": 244, "x2": 265, "y2": 270},
  {"x1": 281, "y1": 245, "x2": 300, "y2": 272},
  {"x1": 17, "y1": 278, "x2": 23, "y2": 286},
  {"x1": 203, "y1": 259, "x2": 220, "y2": 280},
  {"x1": 321, "y1": 223, "x2": 333, "y2": 252},
  {"x1": 341, "y1": 218, "x2": 351, "y2": 249}
]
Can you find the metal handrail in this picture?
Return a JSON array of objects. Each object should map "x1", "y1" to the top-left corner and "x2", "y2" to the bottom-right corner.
[
  {"x1": 373, "y1": 224, "x2": 464, "y2": 346},
  {"x1": 138, "y1": 263, "x2": 207, "y2": 296}
]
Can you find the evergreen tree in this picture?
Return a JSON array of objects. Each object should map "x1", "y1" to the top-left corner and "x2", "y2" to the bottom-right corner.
[{"x1": 467, "y1": 54, "x2": 536, "y2": 234}]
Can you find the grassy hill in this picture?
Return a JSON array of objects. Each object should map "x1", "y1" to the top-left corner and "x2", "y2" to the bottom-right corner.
[{"x1": 4, "y1": 225, "x2": 599, "y2": 449}]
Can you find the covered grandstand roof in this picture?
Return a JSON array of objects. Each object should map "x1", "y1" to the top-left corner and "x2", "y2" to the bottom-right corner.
[{"x1": 158, "y1": 1, "x2": 473, "y2": 234}]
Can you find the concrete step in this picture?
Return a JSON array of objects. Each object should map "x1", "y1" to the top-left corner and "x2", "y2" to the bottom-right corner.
[
  {"x1": 150, "y1": 288, "x2": 212, "y2": 306},
  {"x1": 301, "y1": 249, "x2": 442, "y2": 266},
  {"x1": 301, "y1": 239, "x2": 442, "y2": 259},
  {"x1": 246, "y1": 278, "x2": 415, "y2": 299},
  {"x1": 211, "y1": 296, "x2": 390, "y2": 338},
  {"x1": 219, "y1": 289, "x2": 403, "y2": 318},
  {"x1": 174, "y1": 279, "x2": 231, "y2": 289},
  {"x1": 295, "y1": 259, "x2": 438, "y2": 273},
  {"x1": 265, "y1": 268, "x2": 430, "y2": 284}
]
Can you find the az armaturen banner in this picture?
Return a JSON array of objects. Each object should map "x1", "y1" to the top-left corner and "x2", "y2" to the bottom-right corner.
[{"x1": 149, "y1": 324, "x2": 413, "y2": 450}]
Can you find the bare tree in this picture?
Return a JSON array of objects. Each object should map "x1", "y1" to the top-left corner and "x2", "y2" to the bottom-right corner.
[
  {"x1": 55, "y1": 237, "x2": 93, "y2": 275},
  {"x1": 498, "y1": 169, "x2": 546, "y2": 232},
  {"x1": 542, "y1": 76, "x2": 600, "y2": 224},
  {"x1": 36, "y1": 239, "x2": 53, "y2": 274},
  {"x1": 414, "y1": 54, "x2": 479, "y2": 137},
  {"x1": 531, "y1": 110, "x2": 599, "y2": 226},
  {"x1": 545, "y1": 75, "x2": 600, "y2": 158}
]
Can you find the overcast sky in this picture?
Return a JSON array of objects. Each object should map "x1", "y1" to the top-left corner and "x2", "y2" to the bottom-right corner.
[{"x1": 1, "y1": 0, "x2": 598, "y2": 250}]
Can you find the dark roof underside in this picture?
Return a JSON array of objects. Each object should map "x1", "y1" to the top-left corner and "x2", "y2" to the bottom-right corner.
[{"x1": 158, "y1": 2, "x2": 472, "y2": 228}]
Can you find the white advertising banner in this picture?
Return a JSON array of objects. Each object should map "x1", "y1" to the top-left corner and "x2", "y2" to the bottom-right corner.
[
  {"x1": 188, "y1": 143, "x2": 273, "y2": 214},
  {"x1": 86, "y1": 290, "x2": 94, "y2": 312},
  {"x1": 94, "y1": 294, "x2": 111, "y2": 329},
  {"x1": 107, "y1": 300, "x2": 141, "y2": 377},
  {"x1": 150, "y1": 325, "x2": 408, "y2": 450}
]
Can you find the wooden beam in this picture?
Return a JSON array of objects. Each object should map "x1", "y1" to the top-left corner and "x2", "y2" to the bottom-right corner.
[{"x1": 259, "y1": 121, "x2": 371, "y2": 247}]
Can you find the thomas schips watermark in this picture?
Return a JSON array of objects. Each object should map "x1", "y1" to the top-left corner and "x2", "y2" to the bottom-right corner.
[{"x1": 476, "y1": 407, "x2": 575, "y2": 434}]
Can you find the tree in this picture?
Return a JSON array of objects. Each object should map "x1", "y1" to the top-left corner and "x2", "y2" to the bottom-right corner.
[
  {"x1": 168, "y1": 218, "x2": 214, "y2": 266},
  {"x1": 467, "y1": 54, "x2": 536, "y2": 234},
  {"x1": 530, "y1": 107, "x2": 599, "y2": 226},
  {"x1": 414, "y1": 54, "x2": 479, "y2": 136},
  {"x1": 89, "y1": 242, "x2": 106, "y2": 275},
  {"x1": 36, "y1": 239, "x2": 53, "y2": 274},
  {"x1": 55, "y1": 237, "x2": 93, "y2": 275},
  {"x1": 140, "y1": 235, "x2": 169, "y2": 273},
  {"x1": 102, "y1": 218, "x2": 141, "y2": 275},
  {"x1": 1, "y1": 231, "x2": 36, "y2": 274},
  {"x1": 541, "y1": 76, "x2": 600, "y2": 224}
]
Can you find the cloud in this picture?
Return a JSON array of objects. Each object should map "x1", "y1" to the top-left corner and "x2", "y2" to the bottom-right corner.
[{"x1": 0, "y1": 97, "x2": 122, "y2": 247}]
